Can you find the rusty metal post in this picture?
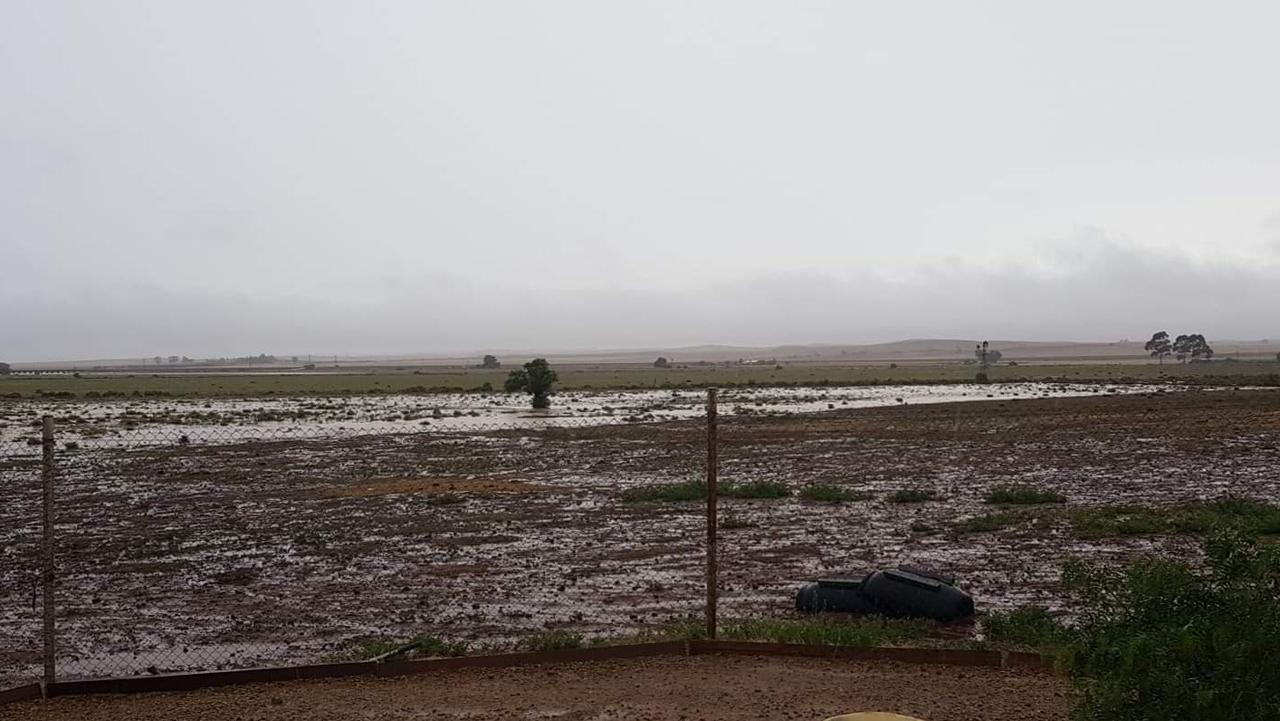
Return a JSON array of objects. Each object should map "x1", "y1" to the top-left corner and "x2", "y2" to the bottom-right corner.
[
  {"x1": 705, "y1": 388, "x2": 718, "y2": 639},
  {"x1": 41, "y1": 416, "x2": 56, "y2": 686}
]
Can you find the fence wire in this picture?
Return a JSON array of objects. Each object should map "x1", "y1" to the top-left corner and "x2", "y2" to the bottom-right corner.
[
  {"x1": 4, "y1": 409, "x2": 711, "y2": 682},
  {"x1": 1, "y1": 435, "x2": 43, "y2": 687}
]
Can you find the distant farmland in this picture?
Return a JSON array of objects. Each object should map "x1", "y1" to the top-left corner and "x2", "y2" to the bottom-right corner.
[{"x1": 2, "y1": 359, "x2": 1279, "y2": 398}]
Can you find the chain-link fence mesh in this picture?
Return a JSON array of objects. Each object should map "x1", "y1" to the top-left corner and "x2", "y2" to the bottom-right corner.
[
  {"x1": 0, "y1": 435, "x2": 43, "y2": 688},
  {"x1": 7, "y1": 381, "x2": 1267, "y2": 684},
  {"x1": 4, "y1": 397, "x2": 713, "y2": 682}
]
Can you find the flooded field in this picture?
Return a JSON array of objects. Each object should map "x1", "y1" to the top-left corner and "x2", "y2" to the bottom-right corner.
[
  {"x1": 1, "y1": 382, "x2": 1161, "y2": 445},
  {"x1": 2, "y1": 386, "x2": 1277, "y2": 685}
]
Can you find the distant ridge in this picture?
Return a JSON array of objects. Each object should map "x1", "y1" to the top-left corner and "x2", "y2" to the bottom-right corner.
[{"x1": 12, "y1": 338, "x2": 1279, "y2": 370}]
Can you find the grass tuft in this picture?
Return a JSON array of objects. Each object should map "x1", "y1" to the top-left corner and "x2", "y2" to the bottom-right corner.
[
  {"x1": 520, "y1": 630, "x2": 584, "y2": 652},
  {"x1": 984, "y1": 607, "x2": 1072, "y2": 650},
  {"x1": 620, "y1": 479, "x2": 707, "y2": 503},
  {"x1": 722, "y1": 616, "x2": 928, "y2": 647},
  {"x1": 799, "y1": 484, "x2": 870, "y2": 503}
]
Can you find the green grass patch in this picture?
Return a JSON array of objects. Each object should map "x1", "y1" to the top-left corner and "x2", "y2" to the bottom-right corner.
[
  {"x1": 984, "y1": 607, "x2": 1072, "y2": 650},
  {"x1": 620, "y1": 479, "x2": 708, "y2": 503},
  {"x1": 520, "y1": 630, "x2": 584, "y2": 652},
  {"x1": 722, "y1": 616, "x2": 928, "y2": 647},
  {"x1": 985, "y1": 484, "x2": 1066, "y2": 505},
  {"x1": 799, "y1": 484, "x2": 870, "y2": 503},
  {"x1": 1070, "y1": 497, "x2": 1280, "y2": 538},
  {"x1": 887, "y1": 488, "x2": 936, "y2": 503}
]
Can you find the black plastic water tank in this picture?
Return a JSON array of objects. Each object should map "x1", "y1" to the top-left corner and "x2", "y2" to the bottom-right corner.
[
  {"x1": 859, "y1": 568, "x2": 974, "y2": 622},
  {"x1": 795, "y1": 577, "x2": 880, "y2": 615}
]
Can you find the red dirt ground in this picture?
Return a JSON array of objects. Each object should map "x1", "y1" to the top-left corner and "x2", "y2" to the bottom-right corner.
[{"x1": 7, "y1": 654, "x2": 1070, "y2": 721}]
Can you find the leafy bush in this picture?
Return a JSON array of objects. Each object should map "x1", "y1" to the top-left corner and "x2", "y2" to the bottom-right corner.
[
  {"x1": 985, "y1": 484, "x2": 1066, "y2": 505},
  {"x1": 1064, "y1": 528, "x2": 1280, "y2": 720},
  {"x1": 887, "y1": 488, "x2": 936, "y2": 503},
  {"x1": 799, "y1": 484, "x2": 869, "y2": 503}
]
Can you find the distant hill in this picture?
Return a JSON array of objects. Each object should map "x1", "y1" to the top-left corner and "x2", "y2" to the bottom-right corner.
[{"x1": 10, "y1": 338, "x2": 1280, "y2": 370}]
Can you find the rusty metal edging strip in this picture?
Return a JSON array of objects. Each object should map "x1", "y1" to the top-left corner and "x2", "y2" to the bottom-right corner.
[
  {"x1": 18, "y1": 639, "x2": 1054, "y2": 703},
  {"x1": 688, "y1": 640, "x2": 1052, "y2": 672},
  {"x1": 0, "y1": 683, "x2": 43, "y2": 705},
  {"x1": 37, "y1": 642, "x2": 689, "y2": 699}
]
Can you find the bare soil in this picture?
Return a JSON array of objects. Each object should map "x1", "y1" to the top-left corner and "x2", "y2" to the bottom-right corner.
[{"x1": 6, "y1": 655, "x2": 1070, "y2": 721}]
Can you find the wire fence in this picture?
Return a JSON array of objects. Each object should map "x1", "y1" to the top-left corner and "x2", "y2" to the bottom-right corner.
[
  {"x1": 1, "y1": 406, "x2": 714, "y2": 686},
  {"x1": 5, "y1": 382, "x2": 1268, "y2": 687}
]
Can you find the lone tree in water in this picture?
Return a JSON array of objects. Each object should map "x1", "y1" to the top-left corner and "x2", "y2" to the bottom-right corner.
[
  {"x1": 504, "y1": 358, "x2": 558, "y2": 408},
  {"x1": 1145, "y1": 331, "x2": 1172, "y2": 364},
  {"x1": 480, "y1": 354, "x2": 501, "y2": 369}
]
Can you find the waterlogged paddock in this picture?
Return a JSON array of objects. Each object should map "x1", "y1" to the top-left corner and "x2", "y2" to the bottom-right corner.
[
  {"x1": 0, "y1": 382, "x2": 1162, "y2": 445},
  {"x1": 1, "y1": 387, "x2": 1277, "y2": 685}
]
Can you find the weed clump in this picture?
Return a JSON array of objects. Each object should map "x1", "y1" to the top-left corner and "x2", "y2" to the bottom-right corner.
[
  {"x1": 520, "y1": 630, "x2": 584, "y2": 652},
  {"x1": 799, "y1": 484, "x2": 869, "y2": 503},
  {"x1": 722, "y1": 616, "x2": 927, "y2": 647}
]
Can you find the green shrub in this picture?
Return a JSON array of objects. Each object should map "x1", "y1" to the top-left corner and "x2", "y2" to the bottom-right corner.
[
  {"x1": 799, "y1": 484, "x2": 869, "y2": 503},
  {"x1": 620, "y1": 479, "x2": 707, "y2": 503},
  {"x1": 520, "y1": 630, "x2": 584, "y2": 652},
  {"x1": 1070, "y1": 497, "x2": 1280, "y2": 538},
  {"x1": 985, "y1": 484, "x2": 1066, "y2": 505},
  {"x1": 985, "y1": 607, "x2": 1072, "y2": 651},
  {"x1": 1063, "y1": 528, "x2": 1280, "y2": 720},
  {"x1": 888, "y1": 488, "x2": 936, "y2": 503}
]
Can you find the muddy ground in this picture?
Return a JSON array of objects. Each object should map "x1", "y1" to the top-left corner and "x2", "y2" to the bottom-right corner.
[
  {"x1": 2, "y1": 388, "x2": 1278, "y2": 683},
  {"x1": 6, "y1": 655, "x2": 1071, "y2": 721}
]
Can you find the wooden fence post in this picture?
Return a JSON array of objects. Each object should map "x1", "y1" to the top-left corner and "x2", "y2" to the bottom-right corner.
[
  {"x1": 41, "y1": 416, "x2": 56, "y2": 687},
  {"x1": 705, "y1": 388, "x2": 718, "y2": 639}
]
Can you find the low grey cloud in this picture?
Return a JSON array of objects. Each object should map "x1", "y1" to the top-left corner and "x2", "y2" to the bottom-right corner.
[{"x1": 2, "y1": 237, "x2": 1275, "y2": 362}]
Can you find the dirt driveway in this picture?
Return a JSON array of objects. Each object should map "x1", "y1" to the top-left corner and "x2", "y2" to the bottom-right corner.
[{"x1": 8, "y1": 655, "x2": 1070, "y2": 721}]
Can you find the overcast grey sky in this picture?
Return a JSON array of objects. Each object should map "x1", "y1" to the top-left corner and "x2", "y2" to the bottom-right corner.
[{"x1": 3, "y1": 1, "x2": 1278, "y2": 361}]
